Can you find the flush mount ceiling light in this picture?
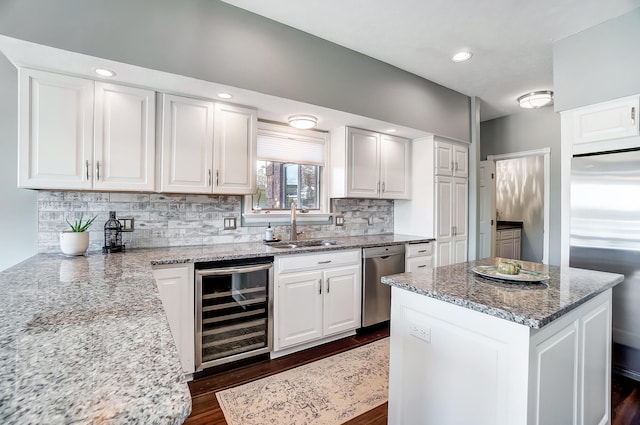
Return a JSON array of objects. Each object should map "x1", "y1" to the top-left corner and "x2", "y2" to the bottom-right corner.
[
  {"x1": 451, "y1": 51, "x2": 473, "y2": 62},
  {"x1": 217, "y1": 92, "x2": 233, "y2": 99},
  {"x1": 288, "y1": 114, "x2": 317, "y2": 129},
  {"x1": 94, "y1": 68, "x2": 116, "y2": 77},
  {"x1": 517, "y1": 90, "x2": 554, "y2": 109},
  {"x1": 386, "y1": 129, "x2": 397, "y2": 133}
]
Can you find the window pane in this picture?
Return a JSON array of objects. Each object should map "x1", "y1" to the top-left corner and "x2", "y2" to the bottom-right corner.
[{"x1": 253, "y1": 161, "x2": 320, "y2": 211}]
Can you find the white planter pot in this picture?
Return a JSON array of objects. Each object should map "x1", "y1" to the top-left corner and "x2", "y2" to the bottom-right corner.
[{"x1": 60, "y1": 231, "x2": 90, "y2": 256}]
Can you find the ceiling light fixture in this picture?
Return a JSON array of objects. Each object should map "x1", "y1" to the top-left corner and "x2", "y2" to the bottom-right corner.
[
  {"x1": 288, "y1": 114, "x2": 317, "y2": 129},
  {"x1": 451, "y1": 51, "x2": 473, "y2": 62},
  {"x1": 217, "y1": 92, "x2": 233, "y2": 99},
  {"x1": 94, "y1": 68, "x2": 116, "y2": 77},
  {"x1": 517, "y1": 90, "x2": 554, "y2": 109},
  {"x1": 386, "y1": 129, "x2": 397, "y2": 133}
]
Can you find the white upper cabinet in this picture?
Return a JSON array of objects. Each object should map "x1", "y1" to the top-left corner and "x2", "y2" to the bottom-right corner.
[
  {"x1": 435, "y1": 140, "x2": 468, "y2": 177},
  {"x1": 18, "y1": 69, "x2": 155, "y2": 191},
  {"x1": 330, "y1": 126, "x2": 410, "y2": 199},
  {"x1": 159, "y1": 94, "x2": 257, "y2": 195},
  {"x1": 380, "y1": 133, "x2": 411, "y2": 199},
  {"x1": 159, "y1": 94, "x2": 214, "y2": 193},
  {"x1": 19, "y1": 69, "x2": 94, "y2": 190},
  {"x1": 572, "y1": 96, "x2": 639, "y2": 145},
  {"x1": 94, "y1": 82, "x2": 155, "y2": 191},
  {"x1": 212, "y1": 103, "x2": 257, "y2": 194}
]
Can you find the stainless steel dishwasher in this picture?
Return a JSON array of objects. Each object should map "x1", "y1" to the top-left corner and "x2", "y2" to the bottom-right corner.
[{"x1": 362, "y1": 245, "x2": 405, "y2": 327}]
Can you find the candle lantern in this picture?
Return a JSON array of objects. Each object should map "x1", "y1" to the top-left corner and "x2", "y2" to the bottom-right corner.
[{"x1": 102, "y1": 211, "x2": 125, "y2": 253}]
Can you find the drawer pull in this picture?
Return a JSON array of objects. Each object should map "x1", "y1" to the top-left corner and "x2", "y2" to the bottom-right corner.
[
  {"x1": 418, "y1": 265, "x2": 427, "y2": 268},
  {"x1": 417, "y1": 249, "x2": 427, "y2": 253},
  {"x1": 318, "y1": 260, "x2": 332, "y2": 264}
]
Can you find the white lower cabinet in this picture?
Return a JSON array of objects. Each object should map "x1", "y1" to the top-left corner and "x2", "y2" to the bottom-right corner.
[
  {"x1": 496, "y1": 228, "x2": 522, "y2": 260},
  {"x1": 152, "y1": 264, "x2": 195, "y2": 375},
  {"x1": 405, "y1": 242, "x2": 433, "y2": 272},
  {"x1": 274, "y1": 250, "x2": 361, "y2": 355}
]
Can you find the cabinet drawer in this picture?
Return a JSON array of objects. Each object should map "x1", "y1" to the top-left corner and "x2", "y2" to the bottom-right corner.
[
  {"x1": 277, "y1": 249, "x2": 360, "y2": 274},
  {"x1": 406, "y1": 242, "x2": 433, "y2": 258},
  {"x1": 498, "y1": 229, "x2": 514, "y2": 240},
  {"x1": 406, "y1": 256, "x2": 432, "y2": 272},
  {"x1": 514, "y1": 229, "x2": 521, "y2": 238}
]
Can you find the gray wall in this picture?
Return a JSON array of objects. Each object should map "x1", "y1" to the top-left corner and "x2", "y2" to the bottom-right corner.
[
  {"x1": 496, "y1": 156, "x2": 544, "y2": 263},
  {"x1": 0, "y1": 0, "x2": 470, "y2": 142},
  {"x1": 0, "y1": 53, "x2": 37, "y2": 271},
  {"x1": 553, "y1": 8, "x2": 640, "y2": 111},
  {"x1": 480, "y1": 105, "x2": 561, "y2": 265}
]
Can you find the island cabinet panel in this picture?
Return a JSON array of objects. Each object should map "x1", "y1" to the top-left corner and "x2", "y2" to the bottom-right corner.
[
  {"x1": 152, "y1": 264, "x2": 195, "y2": 375},
  {"x1": 388, "y1": 287, "x2": 613, "y2": 425}
]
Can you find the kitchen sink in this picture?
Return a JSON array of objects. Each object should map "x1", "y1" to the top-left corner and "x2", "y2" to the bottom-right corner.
[{"x1": 267, "y1": 240, "x2": 342, "y2": 249}]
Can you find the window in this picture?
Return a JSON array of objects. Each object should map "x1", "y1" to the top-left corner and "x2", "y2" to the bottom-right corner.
[
  {"x1": 253, "y1": 161, "x2": 320, "y2": 211},
  {"x1": 243, "y1": 122, "x2": 329, "y2": 224}
]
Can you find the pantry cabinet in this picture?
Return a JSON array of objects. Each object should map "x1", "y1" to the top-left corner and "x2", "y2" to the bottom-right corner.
[
  {"x1": 330, "y1": 126, "x2": 410, "y2": 199},
  {"x1": 159, "y1": 94, "x2": 257, "y2": 194},
  {"x1": 435, "y1": 175, "x2": 468, "y2": 267},
  {"x1": 18, "y1": 69, "x2": 156, "y2": 191},
  {"x1": 274, "y1": 249, "x2": 361, "y2": 355},
  {"x1": 435, "y1": 140, "x2": 468, "y2": 178}
]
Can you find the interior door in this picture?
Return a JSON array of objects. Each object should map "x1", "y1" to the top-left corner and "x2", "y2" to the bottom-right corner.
[{"x1": 478, "y1": 160, "x2": 496, "y2": 258}]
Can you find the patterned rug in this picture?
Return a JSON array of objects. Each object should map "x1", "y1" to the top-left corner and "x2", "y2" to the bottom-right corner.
[{"x1": 216, "y1": 338, "x2": 389, "y2": 425}]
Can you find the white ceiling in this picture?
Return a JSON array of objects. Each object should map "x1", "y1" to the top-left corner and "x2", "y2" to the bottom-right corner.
[{"x1": 222, "y1": 0, "x2": 640, "y2": 121}]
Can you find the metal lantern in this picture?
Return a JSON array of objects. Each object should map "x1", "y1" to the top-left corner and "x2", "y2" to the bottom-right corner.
[{"x1": 102, "y1": 211, "x2": 125, "y2": 253}]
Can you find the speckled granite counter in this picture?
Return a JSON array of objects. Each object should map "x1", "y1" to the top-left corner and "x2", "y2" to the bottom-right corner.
[
  {"x1": 382, "y1": 257, "x2": 623, "y2": 328},
  {"x1": 0, "y1": 233, "x2": 430, "y2": 424}
]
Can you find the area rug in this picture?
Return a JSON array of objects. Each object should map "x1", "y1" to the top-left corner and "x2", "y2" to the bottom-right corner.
[{"x1": 216, "y1": 338, "x2": 389, "y2": 425}]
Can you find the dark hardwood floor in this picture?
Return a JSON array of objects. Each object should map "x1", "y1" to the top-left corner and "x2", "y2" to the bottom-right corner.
[{"x1": 184, "y1": 326, "x2": 640, "y2": 425}]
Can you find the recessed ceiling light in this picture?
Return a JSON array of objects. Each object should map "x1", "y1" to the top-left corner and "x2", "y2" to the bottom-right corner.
[
  {"x1": 451, "y1": 51, "x2": 473, "y2": 62},
  {"x1": 217, "y1": 92, "x2": 233, "y2": 99},
  {"x1": 288, "y1": 114, "x2": 317, "y2": 129},
  {"x1": 94, "y1": 68, "x2": 116, "y2": 77},
  {"x1": 386, "y1": 129, "x2": 397, "y2": 133},
  {"x1": 517, "y1": 90, "x2": 554, "y2": 109}
]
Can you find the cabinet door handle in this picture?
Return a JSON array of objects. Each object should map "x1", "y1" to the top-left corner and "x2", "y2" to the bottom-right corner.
[
  {"x1": 318, "y1": 279, "x2": 322, "y2": 295},
  {"x1": 382, "y1": 182, "x2": 386, "y2": 192},
  {"x1": 632, "y1": 107, "x2": 636, "y2": 126},
  {"x1": 318, "y1": 260, "x2": 332, "y2": 264},
  {"x1": 377, "y1": 181, "x2": 380, "y2": 193},
  {"x1": 207, "y1": 169, "x2": 212, "y2": 186},
  {"x1": 85, "y1": 160, "x2": 89, "y2": 181},
  {"x1": 215, "y1": 170, "x2": 219, "y2": 187},
  {"x1": 452, "y1": 226, "x2": 456, "y2": 236},
  {"x1": 95, "y1": 161, "x2": 100, "y2": 181}
]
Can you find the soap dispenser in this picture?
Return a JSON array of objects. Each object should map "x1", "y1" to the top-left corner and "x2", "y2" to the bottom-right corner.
[{"x1": 265, "y1": 223, "x2": 274, "y2": 241}]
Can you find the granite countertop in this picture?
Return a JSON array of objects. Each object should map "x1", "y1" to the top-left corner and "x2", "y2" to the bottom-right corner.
[
  {"x1": 382, "y1": 257, "x2": 624, "y2": 328},
  {"x1": 0, "y1": 233, "x2": 431, "y2": 424},
  {"x1": 496, "y1": 220, "x2": 523, "y2": 230}
]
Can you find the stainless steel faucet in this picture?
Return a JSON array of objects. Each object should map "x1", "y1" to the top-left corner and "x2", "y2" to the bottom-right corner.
[{"x1": 290, "y1": 201, "x2": 297, "y2": 241}]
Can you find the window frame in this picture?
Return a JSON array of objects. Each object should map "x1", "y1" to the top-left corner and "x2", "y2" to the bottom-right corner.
[{"x1": 242, "y1": 121, "x2": 331, "y2": 226}]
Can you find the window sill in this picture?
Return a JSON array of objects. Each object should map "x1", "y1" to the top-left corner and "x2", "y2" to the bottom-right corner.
[{"x1": 241, "y1": 212, "x2": 333, "y2": 227}]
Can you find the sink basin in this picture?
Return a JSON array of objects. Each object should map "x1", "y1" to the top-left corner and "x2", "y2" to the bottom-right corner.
[{"x1": 268, "y1": 240, "x2": 341, "y2": 249}]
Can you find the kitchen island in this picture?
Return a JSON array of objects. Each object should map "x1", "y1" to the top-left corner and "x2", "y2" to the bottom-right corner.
[
  {"x1": 382, "y1": 257, "x2": 624, "y2": 425},
  {"x1": 0, "y1": 233, "x2": 429, "y2": 424}
]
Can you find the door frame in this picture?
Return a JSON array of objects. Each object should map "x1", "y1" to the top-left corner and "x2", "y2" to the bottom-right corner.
[{"x1": 486, "y1": 148, "x2": 550, "y2": 264}]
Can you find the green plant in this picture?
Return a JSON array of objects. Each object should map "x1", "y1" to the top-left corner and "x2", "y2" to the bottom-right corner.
[{"x1": 66, "y1": 213, "x2": 97, "y2": 232}]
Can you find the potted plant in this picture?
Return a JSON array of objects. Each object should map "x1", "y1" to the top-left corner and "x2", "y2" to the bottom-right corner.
[{"x1": 60, "y1": 213, "x2": 97, "y2": 256}]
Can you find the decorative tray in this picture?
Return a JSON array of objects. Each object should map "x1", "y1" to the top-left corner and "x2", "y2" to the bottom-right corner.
[{"x1": 471, "y1": 265, "x2": 550, "y2": 282}]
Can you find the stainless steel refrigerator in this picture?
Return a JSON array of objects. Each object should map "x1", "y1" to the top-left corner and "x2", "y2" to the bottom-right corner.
[{"x1": 570, "y1": 148, "x2": 640, "y2": 381}]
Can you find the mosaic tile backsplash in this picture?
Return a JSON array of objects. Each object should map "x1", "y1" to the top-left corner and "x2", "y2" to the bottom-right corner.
[{"x1": 37, "y1": 192, "x2": 394, "y2": 253}]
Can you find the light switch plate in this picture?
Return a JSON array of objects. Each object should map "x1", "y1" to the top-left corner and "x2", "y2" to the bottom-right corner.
[{"x1": 223, "y1": 217, "x2": 237, "y2": 230}]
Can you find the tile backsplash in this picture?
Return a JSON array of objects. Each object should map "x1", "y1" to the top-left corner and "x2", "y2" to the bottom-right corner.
[{"x1": 37, "y1": 192, "x2": 394, "y2": 253}]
